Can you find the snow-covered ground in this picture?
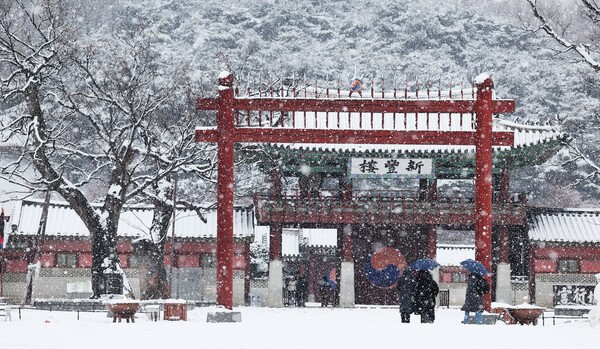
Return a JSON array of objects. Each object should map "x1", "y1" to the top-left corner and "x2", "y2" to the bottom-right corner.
[{"x1": 1, "y1": 304, "x2": 598, "y2": 349}]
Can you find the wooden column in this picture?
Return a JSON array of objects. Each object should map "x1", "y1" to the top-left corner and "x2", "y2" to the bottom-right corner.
[
  {"x1": 243, "y1": 242, "x2": 251, "y2": 305},
  {"x1": 498, "y1": 168, "x2": 510, "y2": 263},
  {"x1": 343, "y1": 225, "x2": 353, "y2": 262},
  {"x1": 474, "y1": 76, "x2": 494, "y2": 311},
  {"x1": 339, "y1": 177, "x2": 352, "y2": 201},
  {"x1": 499, "y1": 226, "x2": 510, "y2": 264},
  {"x1": 428, "y1": 178, "x2": 438, "y2": 202},
  {"x1": 271, "y1": 168, "x2": 282, "y2": 199},
  {"x1": 215, "y1": 73, "x2": 235, "y2": 310},
  {"x1": 269, "y1": 223, "x2": 282, "y2": 262},
  {"x1": 427, "y1": 226, "x2": 437, "y2": 260}
]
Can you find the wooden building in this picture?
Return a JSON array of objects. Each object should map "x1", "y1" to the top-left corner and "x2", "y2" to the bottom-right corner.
[
  {"x1": 527, "y1": 208, "x2": 600, "y2": 308},
  {"x1": 254, "y1": 115, "x2": 568, "y2": 306},
  {"x1": 0, "y1": 198, "x2": 254, "y2": 305}
]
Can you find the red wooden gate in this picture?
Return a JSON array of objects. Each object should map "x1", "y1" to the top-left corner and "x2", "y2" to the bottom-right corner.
[{"x1": 196, "y1": 72, "x2": 515, "y2": 310}]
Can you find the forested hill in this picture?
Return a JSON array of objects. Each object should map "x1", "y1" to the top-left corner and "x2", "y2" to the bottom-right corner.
[
  {"x1": 89, "y1": 0, "x2": 599, "y2": 205},
  {"x1": 5, "y1": 0, "x2": 599, "y2": 206}
]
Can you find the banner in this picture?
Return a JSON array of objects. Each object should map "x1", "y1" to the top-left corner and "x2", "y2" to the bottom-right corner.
[{"x1": 349, "y1": 158, "x2": 433, "y2": 178}]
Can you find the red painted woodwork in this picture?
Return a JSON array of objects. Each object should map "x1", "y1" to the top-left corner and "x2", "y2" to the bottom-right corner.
[
  {"x1": 163, "y1": 255, "x2": 172, "y2": 266},
  {"x1": 233, "y1": 255, "x2": 245, "y2": 269},
  {"x1": 116, "y1": 241, "x2": 133, "y2": 253},
  {"x1": 196, "y1": 128, "x2": 514, "y2": 146},
  {"x1": 41, "y1": 253, "x2": 55, "y2": 268},
  {"x1": 44, "y1": 241, "x2": 90, "y2": 252},
  {"x1": 5, "y1": 259, "x2": 28, "y2": 272},
  {"x1": 215, "y1": 74, "x2": 236, "y2": 310},
  {"x1": 79, "y1": 253, "x2": 93, "y2": 268},
  {"x1": 269, "y1": 223, "x2": 282, "y2": 262},
  {"x1": 197, "y1": 96, "x2": 515, "y2": 114},
  {"x1": 118, "y1": 255, "x2": 128, "y2": 267},
  {"x1": 534, "y1": 246, "x2": 600, "y2": 258},
  {"x1": 428, "y1": 226, "x2": 437, "y2": 260},
  {"x1": 533, "y1": 259, "x2": 557, "y2": 273},
  {"x1": 178, "y1": 255, "x2": 200, "y2": 268},
  {"x1": 474, "y1": 77, "x2": 494, "y2": 311},
  {"x1": 196, "y1": 72, "x2": 515, "y2": 309},
  {"x1": 271, "y1": 169, "x2": 282, "y2": 199},
  {"x1": 580, "y1": 260, "x2": 600, "y2": 273},
  {"x1": 343, "y1": 226, "x2": 353, "y2": 262},
  {"x1": 254, "y1": 194, "x2": 527, "y2": 226}
]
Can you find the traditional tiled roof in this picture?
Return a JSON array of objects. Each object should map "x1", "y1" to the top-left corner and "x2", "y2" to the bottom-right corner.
[
  {"x1": 528, "y1": 208, "x2": 600, "y2": 244},
  {"x1": 267, "y1": 118, "x2": 564, "y2": 155},
  {"x1": 6, "y1": 198, "x2": 254, "y2": 240}
]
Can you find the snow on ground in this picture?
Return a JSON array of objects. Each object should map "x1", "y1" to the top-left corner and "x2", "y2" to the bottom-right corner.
[{"x1": 1, "y1": 304, "x2": 599, "y2": 349}]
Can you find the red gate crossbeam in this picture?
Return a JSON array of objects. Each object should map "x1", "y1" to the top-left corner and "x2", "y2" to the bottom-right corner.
[
  {"x1": 195, "y1": 72, "x2": 514, "y2": 310},
  {"x1": 197, "y1": 98, "x2": 515, "y2": 114},
  {"x1": 196, "y1": 128, "x2": 514, "y2": 146},
  {"x1": 196, "y1": 98, "x2": 515, "y2": 146}
]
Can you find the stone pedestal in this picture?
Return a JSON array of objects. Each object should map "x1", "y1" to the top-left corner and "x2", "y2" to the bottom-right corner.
[
  {"x1": 267, "y1": 260, "x2": 283, "y2": 307},
  {"x1": 206, "y1": 311, "x2": 242, "y2": 323},
  {"x1": 495, "y1": 263, "x2": 512, "y2": 304},
  {"x1": 339, "y1": 262, "x2": 355, "y2": 308}
]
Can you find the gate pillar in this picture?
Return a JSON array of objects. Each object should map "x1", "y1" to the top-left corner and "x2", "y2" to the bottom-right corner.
[{"x1": 474, "y1": 76, "x2": 494, "y2": 310}]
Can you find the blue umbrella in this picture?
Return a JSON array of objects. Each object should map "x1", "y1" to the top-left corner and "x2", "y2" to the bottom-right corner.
[
  {"x1": 409, "y1": 258, "x2": 439, "y2": 271},
  {"x1": 460, "y1": 259, "x2": 490, "y2": 276}
]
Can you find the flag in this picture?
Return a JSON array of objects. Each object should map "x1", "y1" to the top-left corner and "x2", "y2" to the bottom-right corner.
[
  {"x1": 0, "y1": 207, "x2": 5, "y2": 249},
  {"x1": 327, "y1": 268, "x2": 337, "y2": 289}
]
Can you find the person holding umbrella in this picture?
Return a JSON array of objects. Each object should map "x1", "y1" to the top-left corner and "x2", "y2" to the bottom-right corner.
[
  {"x1": 460, "y1": 259, "x2": 490, "y2": 324},
  {"x1": 413, "y1": 269, "x2": 439, "y2": 323},
  {"x1": 409, "y1": 258, "x2": 440, "y2": 323},
  {"x1": 396, "y1": 266, "x2": 415, "y2": 323}
]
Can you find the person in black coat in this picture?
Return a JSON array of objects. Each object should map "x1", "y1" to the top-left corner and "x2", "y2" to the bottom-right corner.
[
  {"x1": 412, "y1": 270, "x2": 439, "y2": 323},
  {"x1": 296, "y1": 275, "x2": 309, "y2": 307},
  {"x1": 461, "y1": 272, "x2": 490, "y2": 324},
  {"x1": 396, "y1": 266, "x2": 416, "y2": 323}
]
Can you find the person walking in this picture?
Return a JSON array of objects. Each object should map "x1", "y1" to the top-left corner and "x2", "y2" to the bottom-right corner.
[
  {"x1": 461, "y1": 272, "x2": 490, "y2": 324},
  {"x1": 286, "y1": 276, "x2": 297, "y2": 306},
  {"x1": 296, "y1": 275, "x2": 309, "y2": 307},
  {"x1": 318, "y1": 275, "x2": 331, "y2": 307},
  {"x1": 413, "y1": 270, "x2": 439, "y2": 323},
  {"x1": 396, "y1": 266, "x2": 416, "y2": 323}
]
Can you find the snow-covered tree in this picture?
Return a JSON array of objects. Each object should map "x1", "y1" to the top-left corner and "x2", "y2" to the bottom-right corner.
[
  {"x1": 0, "y1": 0, "x2": 218, "y2": 297},
  {"x1": 521, "y1": 0, "x2": 600, "y2": 201}
]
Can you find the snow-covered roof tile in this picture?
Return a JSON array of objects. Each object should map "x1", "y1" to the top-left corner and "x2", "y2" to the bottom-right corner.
[
  {"x1": 528, "y1": 208, "x2": 600, "y2": 244},
  {"x1": 268, "y1": 118, "x2": 564, "y2": 154},
  {"x1": 7, "y1": 198, "x2": 254, "y2": 240}
]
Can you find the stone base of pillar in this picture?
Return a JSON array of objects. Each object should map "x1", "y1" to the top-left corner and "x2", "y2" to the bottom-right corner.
[
  {"x1": 267, "y1": 260, "x2": 283, "y2": 307},
  {"x1": 495, "y1": 263, "x2": 512, "y2": 304},
  {"x1": 339, "y1": 262, "x2": 355, "y2": 308},
  {"x1": 206, "y1": 311, "x2": 242, "y2": 323}
]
